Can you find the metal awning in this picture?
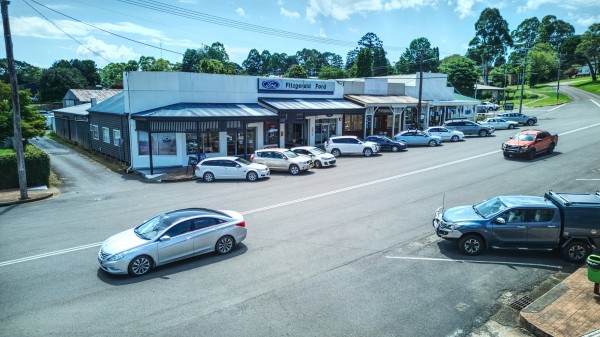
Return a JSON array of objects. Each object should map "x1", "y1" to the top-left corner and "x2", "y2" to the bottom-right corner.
[
  {"x1": 131, "y1": 103, "x2": 278, "y2": 121},
  {"x1": 259, "y1": 98, "x2": 365, "y2": 115},
  {"x1": 345, "y1": 94, "x2": 419, "y2": 107}
]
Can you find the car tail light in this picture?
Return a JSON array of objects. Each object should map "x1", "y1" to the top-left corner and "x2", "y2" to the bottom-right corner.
[
  {"x1": 236, "y1": 221, "x2": 246, "y2": 227},
  {"x1": 195, "y1": 165, "x2": 200, "y2": 170},
  {"x1": 250, "y1": 154, "x2": 255, "y2": 161}
]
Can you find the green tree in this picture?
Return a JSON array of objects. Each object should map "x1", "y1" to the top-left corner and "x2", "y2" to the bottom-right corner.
[
  {"x1": 395, "y1": 37, "x2": 439, "y2": 74},
  {"x1": 39, "y1": 67, "x2": 87, "y2": 102},
  {"x1": 355, "y1": 48, "x2": 373, "y2": 77},
  {"x1": 100, "y1": 61, "x2": 138, "y2": 89},
  {"x1": 181, "y1": 49, "x2": 201, "y2": 72},
  {"x1": 296, "y1": 48, "x2": 326, "y2": 77},
  {"x1": 317, "y1": 66, "x2": 346, "y2": 80},
  {"x1": 372, "y1": 47, "x2": 389, "y2": 76},
  {"x1": 151, "y1": 58, "x2": 173, "y2": 71},
  {"x1": 70, "y1": 59, "x2": 101, "y2": 87},
  {"x1": 138, "y1": 56, "x2": 156, "y2": 71},
  {"x1": 511, "y1": 17, "x2": 540, "y2": 50},
  {"x1": 260, "y1": 50, "x2": 272, "y2": 75},
  {"x1": 242, "y1": 49, "x2": 263, "y2": 75},
  {"x1": 0, "y1": 59, "x2": 42, "y2": 96},
  {"x1": 576, "y1": 23, "x2": 600, "y2": 81},
  {"x1": 345, "y1": 49, "x2": 357, "y2": 70},
  {"x1": 199, "y1": 59, "x2": 225, "y2": 74},
  {"x1": 285, "y1": 64, "x2": 308, "y2": 78},
  {"x1": 267, "y1": 52, "x2": 296, "y2": 76},
  {"x1": 323, "y1": 52, "x2": 344, "y2": 69},
  {"x1": 0, "y1": 81, "x2": 45, "y2": 143},
  {"x1": 527, "y1": 43, "x2": 558, "y2": 86},
  {"x1": 467, "y1": 8, "x2": 513, "y2": 84},
  {"x1": 538, "y1": 15, "x2": 575, "y2": 50},
  {"x1": 439, "y1": 55, "x2": 479, "y2": 96}
]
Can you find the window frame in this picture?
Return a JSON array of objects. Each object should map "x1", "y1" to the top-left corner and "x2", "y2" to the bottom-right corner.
[
  {"x1": 102, "y1": 127, "x2": 110, "y2": 144},
  {"x1": 113, "y1": 129, "x2": 121, "y2": 146},
  {"x1": 91, "y1": 125, "x2": 99, "y2": 140}
]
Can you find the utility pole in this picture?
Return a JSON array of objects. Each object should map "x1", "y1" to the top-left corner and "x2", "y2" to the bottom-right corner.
[
  {"x1": 518, "y1": 48, "x2": 530, "y2": 114},
  {"x1": 417, "y1": 49, "x2": 424, "y2": 130},
  {"x1": 1, "y1": 0, "x2": 27, "y2": 200},
  {"x1": 556, "y1": 55, "x2": 562, "y2": 101}
]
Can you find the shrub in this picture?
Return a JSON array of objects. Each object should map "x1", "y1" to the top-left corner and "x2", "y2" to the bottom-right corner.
[{"x1": 0, "y1": 144, "x2": 50, "y2": 189}]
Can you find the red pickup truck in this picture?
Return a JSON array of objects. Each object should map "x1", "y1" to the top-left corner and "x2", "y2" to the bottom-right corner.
[{"x1": 502, "y1": 129, "x2": 558, "y2": 159}]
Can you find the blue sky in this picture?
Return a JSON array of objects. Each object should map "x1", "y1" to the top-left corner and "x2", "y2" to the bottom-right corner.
[{"x1": 4, "y1": 0, "x2": 600, "y2": 69}]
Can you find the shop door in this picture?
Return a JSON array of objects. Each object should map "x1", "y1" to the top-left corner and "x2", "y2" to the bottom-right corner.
[
  {"x1": 238, "y1": 128, "x2": 256, "y2": 157},
  {"x1": 285, "y1": 123, "x2": 304, "y2": 147},
  {"x1": 315, "y1": 119, "x2": 337, "y2": 145}
]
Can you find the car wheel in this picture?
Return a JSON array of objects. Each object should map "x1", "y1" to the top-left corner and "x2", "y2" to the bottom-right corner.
[
  {"x1": 508, "y1": 124, "x2": 515, "y2": 129},
  {"x1": 128, "y1": 255, "x2": 152, "y2": 276},
  {"x1": 331, "y1": 148, "x2": 341, "y2": 157},
  {"x1": 503, "y1": 152, "x2": 510, "y2": 158},
  {"x1": 526, "y1": 119, "x2": 535, "y2": 126},
  {"x1": 428, "y1": 140, "x2": 436, "y2": 147},
  {"x1": 478, "y1": 129, "x2": 487, "y2": 137},
  {"x1": 314, "y1": 160, "x2": 322, "y2": 168},
  {"x1": 203, "y1": 172, "x2": 215, "y2": 182},
  {"x1": 562, "y1": 241, "x2": 590, "y2": 263},
  {"x1": 363, "y1": 148, "x2": 373, "y2": 157},
  {"x1": 289, "y1": 164, "x2": 300, "y2": 175},
  {"x1": 547, "y1": 143, "x2": 555, "y2": 154},
  {"x1": 246, "y1": 171, "x2": 258, "y2": 181},
  {"x1": 391, "y1": 145, "x2": 399, "y2": 152},
  {"x1": 451, "y1": 135, "x2": 459, "y2": 142},
  {"x1": 216, "y1": 236, "x2": 235, "y2": 255},
  {"x1": 459, "y1": 234, "x2": 485, "y2": 256},
  {"x1": 527, "y1": 148, "x2": 536, "y2": 160}
]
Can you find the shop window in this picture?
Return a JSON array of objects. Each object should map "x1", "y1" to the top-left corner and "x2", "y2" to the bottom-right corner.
[
  {"x1": 344, "y1": 115, "x2": 363, "y2": 131},
  {"x1": 138, "y1": 132, "x2": 177, "y2": 156},
  {"x1": 186, "y1": 131, "x2": 219, "y2": 155},
  {"x1": 264, "y1": 122, "x2": 278, "y2": 146}
]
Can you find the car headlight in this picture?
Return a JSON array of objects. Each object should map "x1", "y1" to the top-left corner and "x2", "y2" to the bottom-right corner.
[
  {"x1": 440, "y1": 222, "x2": 456, "y2": 230},
  {"x1": 519, "y1": 145, "x2": 529, "y2": 150},
  {"x1": 107, "y1": 252, "x2": 126, "y2": 261}
]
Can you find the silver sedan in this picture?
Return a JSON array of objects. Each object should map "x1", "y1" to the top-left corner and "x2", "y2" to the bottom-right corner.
[{"x1": 98, "y1": 208, "x2": 247, "y2": 276}]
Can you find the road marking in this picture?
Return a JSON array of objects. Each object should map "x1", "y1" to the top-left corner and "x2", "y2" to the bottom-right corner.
[
  {"x1": 548, "y1": 104, "x2": 565, "y2": 111},
  {"x1": 592, "y1": 99, "x2": 600, "y2": 108},
  {"x1": 384, "y1": 255, "x2": 562, "y2": 269},
  {"x1": 576, "y1": 179, "x2": 600, "y2": 181},
  {"x1": 3, "y1": 122, "x2": 600, "y2": 268}
]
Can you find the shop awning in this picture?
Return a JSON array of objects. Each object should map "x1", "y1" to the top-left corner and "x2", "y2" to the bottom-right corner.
[
  {"x1": 131, "y1": 103, "x2": 278, "y2": 121},
  {"x1": 344, "y1": 94, "x2": 419, "y2": 107},
  {"x1": 259, "y1": 98, "x2": 365, "y2": 115}
]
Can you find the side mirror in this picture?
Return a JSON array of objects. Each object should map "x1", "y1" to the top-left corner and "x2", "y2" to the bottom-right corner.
[
  {"x1": 236, "y1": 164, "x2": 241, "y2": 168},
  {"x1": 495, "y1": 218, "x2": 506, "y2": 224},
  {"x1": 160, "y1": 235, "x2": 171, "y2": 242}
]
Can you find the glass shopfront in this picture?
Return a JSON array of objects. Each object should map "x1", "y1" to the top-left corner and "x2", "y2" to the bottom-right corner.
[
  {"x1": 227, "y1": 128, "x2": 256, "y2": 156},
  {"x1": 186, "y1": 131, "x2": 220, "y2": 155},
  {"x1": 315, "y1": 118, "x2": 337, "y2": 145}
]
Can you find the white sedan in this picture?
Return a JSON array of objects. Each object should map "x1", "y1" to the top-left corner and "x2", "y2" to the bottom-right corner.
[
  {"x1": 195, "y1": 156, "x2": 270, "y2": 182},
  {"x1": 479, "y1": 118, "x2": 518, "y2": 130},
  {"x1": 291, "y1": 146, "x2": 336, "y2": 168},
  {"x1": 424, "y1": 127, "x2": 465, "y2": 142}
]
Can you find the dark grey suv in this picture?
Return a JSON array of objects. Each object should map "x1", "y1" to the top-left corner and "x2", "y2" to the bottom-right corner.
[
  {"x1": 444, "y1": 119, "x2": 494, "y2": 137},
  {"x1": 496, "y1": 113, "x2": 537, "y2": 126}
]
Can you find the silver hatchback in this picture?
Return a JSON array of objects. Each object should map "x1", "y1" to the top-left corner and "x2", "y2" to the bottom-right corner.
[{"x1": 98, "y1": 208, "x2": 247, "y2": 276}]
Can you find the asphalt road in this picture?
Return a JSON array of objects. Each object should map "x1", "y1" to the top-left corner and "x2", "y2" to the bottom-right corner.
[{"x1": 1, "y1": 84, "x2": 599, "y2": 337}]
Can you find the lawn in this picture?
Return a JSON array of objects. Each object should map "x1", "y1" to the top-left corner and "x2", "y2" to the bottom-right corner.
[
  {"x1": 572, "y1": 79, "x2": 600, "y2": 96},
  {"x1": 0, "y1": 148, "x2": 14, "y2": 155},
  {"x1": 502, "y1": 83, "x2": 571, "y2": 108}
]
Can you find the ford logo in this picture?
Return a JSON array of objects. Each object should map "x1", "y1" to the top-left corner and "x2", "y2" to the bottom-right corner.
[{"x1": 261, "y1": 80, "x2": 280, "y2": 89}]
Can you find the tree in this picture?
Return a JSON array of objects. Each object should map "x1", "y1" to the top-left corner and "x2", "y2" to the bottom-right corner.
[
  {"x1": 323, "y1": 52, "x2": 344, "y2": 69},
  {"x1": 100, "y1": 61, "x2": 138, "y2": 89},
  {"x1": 181, "y1": 49, "x2": 201, "y2": 72},
  {"x1": 70, "y1": 59, "x2": 101, "y2": 88},
  {"x1": 285, "y1": 65, "x2": 307, "y2": 78},
  {"x1": 355, "y1": 48, "x2": 373, "y2": 77},
  {"x1": 138, "y1": 56, "x2": 156, "y2": 71},
  {"x1": 267, "y1": 53, "x2": 295, "y2": 76},
  {"x1": 204, "y1": 42, "x2": 229, "y2": 63},
  {"x1": 199, "y1": 59, "x2": 225, "y2": 74},
  {"x1": 181, "y1": 42, "x2": 231, "y2": 73},
  {"x1": 538, "y1": 15, "x2": 575, "y2": 50},
  {"x1": 318, "y1": 66, "x2": 346, "y2": 80},
  {"x1": 372, "y1": 47, "x2": 389, "y2": 76},
  {"x1": 345, "y1": 49, "x2": 357, "y2": 70},
  {"x1": 511, "y1": 17, "x2": 540, "y2": 50},
  {"x1": 0, "y1": 81, "x2": 45, "y2": 143},
  {"x1": 295, "y1": 48, "x2": 326, "y2": 77},
  {"x1": 151, "y1": 58, "x2": 173, "y2": 71},
  {"x1": 260, "y1": 50, "x2": 272, "y2": 75},
  {"x1": 467, "y1": 8, "x2": 513, "y2": 84},
  {"x1": 395, "y1": 37, "x2": 439, "y2": 74},
  {"x1": 0, "y1": 59, "x2": 42, "y2": 96},
  {"x1": 576, "y1": 23, "x2": 600, "y2": 81},
  {"x1": 439, "y1": 55, "x2": 479, "y2": 96},
  {"x1": 39, "y1": 67, "x2": 87, "y2": 102},
  {"x1": 358, "y1": 32, "x2": 383, "y2": 49},
  {"x1": 242, "y1": 49, "x2": 263, "y2": 75},
  {"x1": 527, "y1": 43, "x2": 558, "y2": 86}
]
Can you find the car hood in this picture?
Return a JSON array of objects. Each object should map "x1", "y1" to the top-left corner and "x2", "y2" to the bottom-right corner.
[
  {"x1": 504, "y1": 139, "x2": 534, "y2": 146},
  {"x1": 247, "y1": 162, "x2": 268, "y2": 170},
  {"x1": 365, "y1": 141, "x2": 379, "y2": 147},
  {"x1": 443, "y1": 205, "x2": 483, "y2": 223},
  {"x1": 316, "y1": 152, "x2": 335, "y2": 160},
  {"x1": 101, "y1": 228, "x2": 148, "y2": 254}
]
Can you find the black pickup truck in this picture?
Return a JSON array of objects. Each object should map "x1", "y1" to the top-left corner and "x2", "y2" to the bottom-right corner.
[{"x1": 433, "y1": 191, "x2": 600, "y2": 262}]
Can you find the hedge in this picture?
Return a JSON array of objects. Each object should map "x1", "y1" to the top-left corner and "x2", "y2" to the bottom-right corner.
[{"x1": 0, "y1": 145, "x2": 50, "y2": 189}]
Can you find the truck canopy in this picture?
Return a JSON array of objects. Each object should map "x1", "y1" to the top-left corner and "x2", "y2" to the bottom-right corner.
[{"x1": 545, "y1": 191, "x2": 600, "y2": 237}]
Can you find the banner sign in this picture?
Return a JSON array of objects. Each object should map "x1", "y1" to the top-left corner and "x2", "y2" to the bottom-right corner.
[
  {"x1": 504, "y1": 103, "x2": 515, "y2": 111},
  {"x1": 258, "y1": 78, "x2": 334, "y2": 94}
]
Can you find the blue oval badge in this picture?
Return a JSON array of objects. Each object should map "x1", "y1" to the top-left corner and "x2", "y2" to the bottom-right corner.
[{"x1": 261, "y1": 80, "x2": 280, "y2": 89}]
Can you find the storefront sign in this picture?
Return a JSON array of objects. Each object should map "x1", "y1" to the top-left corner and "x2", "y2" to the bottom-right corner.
[{"x1": 258, "y1": 78, "x2": 334, "y2": 94}]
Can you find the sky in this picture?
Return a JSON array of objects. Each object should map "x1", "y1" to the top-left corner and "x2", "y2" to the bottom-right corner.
[{"x1": 3, "y1": 0, "x2": 600, "y2": 70}]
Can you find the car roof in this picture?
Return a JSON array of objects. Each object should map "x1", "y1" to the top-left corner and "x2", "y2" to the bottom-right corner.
[
  {"x1": 517, "y1": 129, "x2": 544, "y2": 134},
  {"x1": 497, "y1": 196, "x2": 555, "y2": 209},
  {"x1": 330, "y1": 135, "x2": 357, "y2": 139},
  {"x1": 201, "y1": 156, "x2": 242, "y2": 161},
  {"x1": 255, "y1": 148, "x2": 289, "y2": 152},
  {"x1": 162, "y1": 208, "x2": 230, "y2": 224},
  {"x1": 292, "y1": 146, "x2": 318, "y2": 150}
]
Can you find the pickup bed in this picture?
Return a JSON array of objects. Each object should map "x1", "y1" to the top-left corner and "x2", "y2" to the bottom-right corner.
[
  {"x1": 502, "y1": 129, "x2": 558, "y2": 159},
  {"x1": 433, "y1": 191, "x2": 600, "y2": 262}
]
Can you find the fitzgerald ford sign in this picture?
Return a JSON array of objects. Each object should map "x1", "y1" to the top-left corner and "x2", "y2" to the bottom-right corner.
[{"x1": 258, "y1": 78, "x2": 335, "y2": 94}]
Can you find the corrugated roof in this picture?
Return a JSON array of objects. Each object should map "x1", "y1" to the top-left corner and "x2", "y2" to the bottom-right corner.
[
  {"x1": 52, "y1": 103, "x2": 91, "y2": 116},
  {"x1": 131, "y1": 103, "x2": 278, "y2": 120},
  {"x1": 88, "y1": 92, "x2": 125, "y2": 115},
  {"x1": 259, "y1": 98, "x2": 364, "y2": 111},
  {"x1": 345, "y1": 94, "x2": 419, "y2": 106},
  {"x1": 475, "y1": 84, "x2": 504, "y2": 90},
  {"x1": 64, "y1": 89, "x2": 122, "y2": 102}
]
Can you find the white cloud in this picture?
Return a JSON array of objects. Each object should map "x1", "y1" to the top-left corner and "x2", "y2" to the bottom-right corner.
[
  {"x1": 281, "y1": 7, "x2": 301, "y2": 19},
  {"x1": 178, "y1": 0, "x2": 199, "y2": 4},
  {"x1": 305, "y1": 0, "x2": 383, "y2": 21},
  {"x1": 277, "y1": 0, "x2": 285, "y2": 5},
  {"x1": 517, "y1": 0, "x2": 598, "y2": 13},
  {"x1": 76, "y1": 36, "x2": 138, "y2": 62},
  {"x1": 318, "y1": 27, "x2": 327, "y2": 38},
  {"x1": 575, "y1": 15, "x2": 600, "y2": 28},
  {"x1": 384, "y1": 0, "x2": 437, "y2": 11},
  {"x1": 96, "y1": 22, "x2": 165, "y2": 39},
  {"x1": 223, "y1": 44, "x2": 251, "y2": 64},
  {"x1": 449, "y1": 0, "x2": 478, "y2": 19},
  {"x1": 236, "y1": 7, "x2": 247, "y2": 17}
]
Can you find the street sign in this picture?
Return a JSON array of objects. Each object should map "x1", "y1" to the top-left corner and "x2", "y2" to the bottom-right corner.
[{"x1": 504, "y1": 103, "x2": 515, "y2": 111}]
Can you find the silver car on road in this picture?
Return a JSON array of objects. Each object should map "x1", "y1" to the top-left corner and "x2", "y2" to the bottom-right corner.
[{"x1": 98, "y1": 208, "x2": 247, "y2": 276}]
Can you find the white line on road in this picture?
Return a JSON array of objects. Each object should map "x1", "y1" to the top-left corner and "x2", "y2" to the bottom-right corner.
[
  {"x1": 3, "y1": 122, "x2": 600, "y2": 267},
  {"x1": 384, "y1": 255, "x2": 562, "y2": 269},
  {"x1": 591, "y1": 99, "x2": 600, "y2": 108},
  {"x1": 548, "y1": 104, "x2": 565, "y2": 111},
  {"x1": 576, "y1": 179, "x2": 600, "y2": 181}
]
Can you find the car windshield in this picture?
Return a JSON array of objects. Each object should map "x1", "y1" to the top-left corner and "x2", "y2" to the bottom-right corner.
[
  {"x1": 474, "y1": 197, "x2": 507, "y2": 219},
  {"x1": 134, "y1": 215, "x2": 171, "y2": 240},
  {"x1": 235, "y1": 158, "x2": 251, "y2": 165},
  {"x1": 308, "y1": 147, "x2": 326, "y2": 155},
  {"x1": 514, "y1": 133, "x2": 535, "y2": 141},
  {"x1": 283, "y1": 150, "x2": 299, "y2": 158}
]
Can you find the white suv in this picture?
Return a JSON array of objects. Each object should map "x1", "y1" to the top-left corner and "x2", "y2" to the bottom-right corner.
[
  {"x1": 324, "y1": 136, "x2": 380, "y2": 157},
  {"x1": 251, "y1": 148, "x2": 312, "y2": 175}
]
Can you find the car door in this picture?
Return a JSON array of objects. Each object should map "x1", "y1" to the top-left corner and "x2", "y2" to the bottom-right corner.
[
  {"x1": 223, "y1": 159, "x2": 244, "y2": 179},
  {"x1": 209, "y1": 160, "x2": 228, "y2": 179},
  {"x1": 192, "y1": 217, "x2": 224, "y2": 253},
  {"x1": 490, "y1": 209, "x2": 529, "y2": 246},
  {"x1": 534, "y1": 132, "x2": 551, "y2": 152},
  {"x1": 253, "y1": 151, "x2": 268, "y2": 167},
  {"x1": 272, "y1": 151, "x2": 287, "y2": 170},
  {"x1": 156, "y1": 220, "x2": 194, "y2": 263},
  {"x1": 346, "y1": 137, "x2": 360, "y2": 153},
  {"x1": 526, "y1": 209, "x2": 560, "y2": 247}
]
